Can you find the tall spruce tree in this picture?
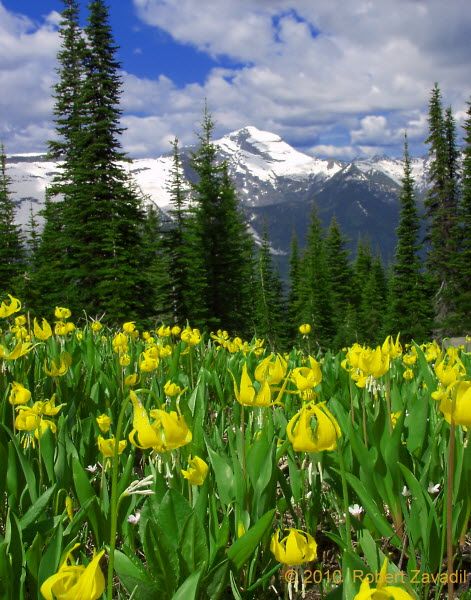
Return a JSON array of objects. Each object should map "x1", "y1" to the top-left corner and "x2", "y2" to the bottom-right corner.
[
  {"x1": 424, "y1": 84, "x2": 460, "y2": 332},
  {"x1": 287, "y1": 232, "x2": 302, "y2": 344},
  {"x1": 456, "y1": 98, "x2": 471, "y2": 332},
  {"x1": 298, "y1": 204, "x2": 334, "y2": 350},
  {"x1": 0, "y1": 144, "x2": 25, "y2": 294},
  {"x1": 388, "y1": 136, "x2": 429, "y2": 341},
  {"x1": 55, "y1": 0, "x2": 153, "y2": 321},
  {"x1": 165, "y1": 138, "x2": 190, "y2": 323},
  {"x1": 360, "y1": 254, "x2": 387, "y2": 345},
  {"x1": 254, "y1": 227, "x2": 286, "y2": 348},
  {"x1": 188, "y1": 107, "x2": 253, "y2": 333},
  {"x1": 325, "y1": 217, "x2": 355, "y2": 348}
]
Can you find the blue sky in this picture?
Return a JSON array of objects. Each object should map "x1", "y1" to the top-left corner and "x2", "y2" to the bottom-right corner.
[{"x1": 0, "y1": 0, "x2": 470, "y2": 158}]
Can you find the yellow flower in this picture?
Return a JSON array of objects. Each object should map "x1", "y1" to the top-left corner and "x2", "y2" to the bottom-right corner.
[
  {"x1": 97, "y1": 435, "x2": 127, "y2": 457},
  {"x1": 33, "y1": 317, "x2": 53, "y2": 340},
  {"x1": 96, "y1": 414, "x2": 112, "y2": 433},
  {"x1": 139, "y1": 350, "x2": 159, "y2": 372},
  {"x1": 40, "y1": 396, "x2": 65, "y2": 416},
  {"x1": 291, "y1": 356, "x2": 322, "y2": 391},
  {"x1": 390, "y1": 412, "x2": 402, "y2": 428},
  {"x1": 353, "y1": 558, "x2": 414, "y2": 599},
  {"x1": 359, "y1": 346, "x2": 389, "y2": 378},
  {"x1": 157, "y1": 324, "x2": 171, "y2": 338},
  {"x1": 40, "y1": 546, "x2": 105, "y2": 600},
  {"x1": 382, "y1": 334, "x2": 402, "y2": 359},
  {"x1": 171, "y1": 325, "x2": 181, "y2": 336},
  {"x1": 181, "y1": 456, "x2": 209, "y2": 486},
  {"x1": 403, "y1": 368, "x2": 414, "y2": 381},
  {"x1": 123, "y1": 321, "x2": 136, "y2": 333},
  {"x1": 124, "y1": 373, "x2": 138, "y2": 387},
  {"x1": 34, "y1": 419, "x2": 57, "y2": 439},
  {"x1": 230, "y1": 363, "x2": 274, "y2": 407},
  {"x1": 91, "y1": 321, "x2": 103, "y2": 333},
  {"x1": 270, "y1": 529, "x2": 317, "y2": 565},
  {"x1": 299, "y1": 323, "x2": 311, "y2": 335},
  {"x1": 128, "y1": 391, "x2": 192, "y2": 452},
  {"x1": 435, "y1": 360, "x2": 463, "y2": 387},
  {"x1": 286, "y1": 402, "x2": 341, "y2": 452},
  {"x1": 54, "y1": 306, "x2": 71, "y2": 320},
  {"x1": 0, "y1": 295, "x2": 21, "y2": 318},
  {"x1": 423, "y1": 341, "x2": 441, "y2": 363},
  {"x1": 402, "y1": 348, "x2": 417, "y2": 366},
  {"x1": 164, "y1": 380, "x2": 182, "y2": 397},
  {"x1": 181, "y1": 327, "x2": 201, "y2": 346},
  {"x1": 112, "y1": 332, "x2": 128, "y2": 354},
  {"x1": 15, "y1": 314, "x2": 27, "y2": 326},
  {"x1": 15, "y1": 408, "x2": 41, "y2": 432},
  {"x1": 9, "y1": 381, "x2": 31, "y2": 405},
  {"x1": 0, "y1": 340, "x2": 33, "y2": 361},
  {"x1": 65, "y1": 496, "x2": 74, "y2": 521},
  {"x1": 439, "y1": 380, "x2": 471, "y2": 427},
  {"x1": 119, "y1": 353, "x2": 131, "y2": 367},
  {"x1": 254, "y1": 354, "x2": 287, "y2": 385},
  {"x1": 44, "y1": 352, "x2": 72, "y2": 377}
]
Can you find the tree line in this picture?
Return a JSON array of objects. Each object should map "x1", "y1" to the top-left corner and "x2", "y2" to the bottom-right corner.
[{"x1": 0, "y1": 0, "x2": 470, "y2": 350}]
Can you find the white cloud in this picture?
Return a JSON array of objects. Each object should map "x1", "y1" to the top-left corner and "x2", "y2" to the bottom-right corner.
[{"x1": 0, "y1": 0, "x2": 470, "y2": 157}]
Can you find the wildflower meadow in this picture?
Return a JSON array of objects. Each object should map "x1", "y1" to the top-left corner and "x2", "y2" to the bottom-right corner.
[{"x1": 0, "y1": 294, "x2": 470, "y2": 599}]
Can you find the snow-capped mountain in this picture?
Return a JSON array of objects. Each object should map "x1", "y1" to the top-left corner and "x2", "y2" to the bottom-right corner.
[{"x1": 6, "y1": 126, "x2": 429, "y2": 271}]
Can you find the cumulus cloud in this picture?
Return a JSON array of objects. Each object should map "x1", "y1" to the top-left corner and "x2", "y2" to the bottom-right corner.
[{"x1": 0, "y1": 0, "x2": 470, "y2": 157}]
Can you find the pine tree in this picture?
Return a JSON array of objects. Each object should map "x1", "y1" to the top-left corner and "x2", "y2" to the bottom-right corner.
[
  {"x1": 188, "y1": 107, "x2": 253, "y2": 333},
  {"x1": 165, "y1": 138, "x2": 190, "y2": 323},
  {"x1": 254, "y1": 227, "x2": 286, "y2": 348},
  {"x1": 142, "y1": 204, "x2": 171, "y2": 323},
  {"x1": 388, "y1": 136, "x2": 429, "y2": 342},
  {"x1": 298, "y1": 204, "x2": 334, "y2": 350},
  {"x1": 0, "y1": 144, "x2": 25, "y2": 294},
  {"x1": 57, "y1": 0, "x2": 153, "y2": 321},
  {"x1": 424, "y1": 84, "x2": 460, "y2": 332},
  {"x1": 360, "y1": 254, "x2": 387, "y2": 344},
  {"x1": 287, "y1": 232, "x2": 302, "y2": 343},
  {"x1": 325, "y1": 216, "x2": 355, "y2": 348},
  {"x1": 456, "y1": 98, "x2": 471, "y2": 333},
  {"x1": 352, "y1": 238, "x2": 373, "y2": 341}
]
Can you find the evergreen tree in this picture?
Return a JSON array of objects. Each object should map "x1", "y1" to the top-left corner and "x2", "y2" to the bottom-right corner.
[
  {"x1": 142, "y1": 204, "x2": 171, "y2": 322},
  {"x1": 388, "y1": 136, "x2": 429, "y2": 341},
  {"x1": 456, "y1": 98, "x2": 471, "y2": 332},
  {"x1": 298, "y1": 204, "x2": 334, "y2": 350},
  {"x1": 360, "y1": 254, "x2": 387, "y2": 344},
  {"x1": 165, "y1": 138, "x2": 190, "y2": 323},
  {"x1": 254, "y1": 227, "x2": 286, "y2": 348},
  {"x1": 57, "y1": 0, "x2": 153, "y2": 321},
  {"x1": 325, "y1": 216, "x2": 355, "y2": 347},
  {"x1": 424, "y1": 84, "x2": 460, "y2": 332},
  {"x1": 188, "y1": 107, "x2": 253, "y2": 333},
  {"x1": 287, "y1": 232, "x2": 302, "y2": 343},
  {"x1": 0, "y1": 144, "x2": 25, "y2": 294}
]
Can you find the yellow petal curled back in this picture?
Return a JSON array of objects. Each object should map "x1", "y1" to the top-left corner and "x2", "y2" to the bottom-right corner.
[{"x1": 286, "y1": 402, "x2": 341, "y2": 452}]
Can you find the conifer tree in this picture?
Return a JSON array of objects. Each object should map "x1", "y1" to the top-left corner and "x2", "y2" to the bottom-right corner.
[
  {"x1": 287, "y1": 232, "x2": 302, "y2": 343},
  {"x1": 142, "y1": 204, "x2": 171, "y2": 322},
  {"x1": 325, "y1": 216, "x2": 355, "y2": 347},
  {"x1": 456, "y1": 98, "x2": 471, "y2": 332},
  {"x1": 298, "y1": 204, "x2": 334, "y2": 350},
  {"x1": 0, "y1": 144, "x2": 25, "y2": 294},
  {"x1": 388, "y1": 136, "x2": 429, "y2": 341},
  {"x1": 360, "y1": 254, "x2": 387, "y2": 344},
  {"x1": 424, "y1": 84, "x2": 460, "y2": 332},
  {"x1": 254, "y1": 227, "x2": 286, "y2": 348},
  {"x1": 165, "y1": 138, "x2": 190, "y2": 323},
  {"x1": 188, "y1": 107, "x2": 253, "y2": 333},
  {"x1": 352, "y1": 238, "x2": 372, "y2": 341},
  {"x1": 58, "y1": 0, "x2": 153, "y2": 321}
]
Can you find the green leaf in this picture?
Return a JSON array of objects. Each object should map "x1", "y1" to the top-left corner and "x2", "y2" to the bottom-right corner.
[
  {"x1": 19, "y1": 485, "x2": 56, "y2": 531},
  {"x1": 343, "y1": 472, "x2": 401, "y2": 547},
  {"x1": 172, "y1": 568, "x2": 203, "y2": 600},
  {"x1": 227, "y1": 509, "x2": 275, "y2": 570},
  {"x1": 206, "y1": 443, "x2": 234, "y2": 506},
  {"x1": 1, "y1": 425, "x2": 37, "y2": 503},
  {"x1": 157, "y1": 489, "x2": 192, "y2": 549},
  {"x1": 114, "y1": 550, "x2": 161, "y2": 599},
  {"x1": 179, "y1": 512, "x2": 209, "y2": 575}
]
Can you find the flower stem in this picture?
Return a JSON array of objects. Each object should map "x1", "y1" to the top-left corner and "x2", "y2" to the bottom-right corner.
[
  {"x1": 446, "y1": 418, "x2": 456, "y2": 599},
  {"x1": 106, "y1": 393, "x2": 131, "y2": 600},
  {"x1": 338, "y1": 442, "x2": 352, "y2": 551}
]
